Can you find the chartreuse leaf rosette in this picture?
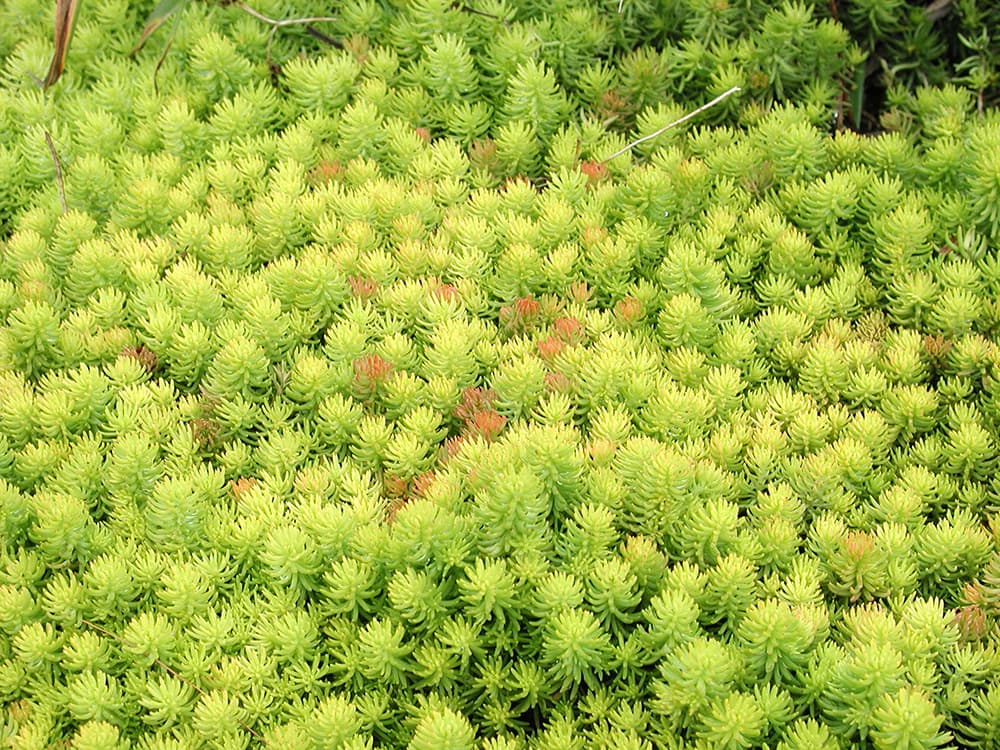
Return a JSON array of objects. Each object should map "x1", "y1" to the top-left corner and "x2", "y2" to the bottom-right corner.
[{"x1": 1, "y1": 0, "x2": 1000, "y2": 748}]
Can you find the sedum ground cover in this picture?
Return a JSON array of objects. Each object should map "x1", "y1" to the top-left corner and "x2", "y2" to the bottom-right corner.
[{"x1": 1, "y1": 0, "x2": 1000, "y2": 748}]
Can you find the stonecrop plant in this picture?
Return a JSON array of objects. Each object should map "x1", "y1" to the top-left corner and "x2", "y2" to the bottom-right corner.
[{"x1": 1, "y1": 0, "x2": 1000, "y2": 748}]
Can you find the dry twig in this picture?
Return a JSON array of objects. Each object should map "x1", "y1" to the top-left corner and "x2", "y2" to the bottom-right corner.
[{"x1": 238, "y1": 3, "x2": 338, "y2": 69}]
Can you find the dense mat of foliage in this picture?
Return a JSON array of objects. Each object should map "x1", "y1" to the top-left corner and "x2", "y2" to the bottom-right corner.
[{"x1": 2, "y1": 1, "x2": 1000, "y2": 748}]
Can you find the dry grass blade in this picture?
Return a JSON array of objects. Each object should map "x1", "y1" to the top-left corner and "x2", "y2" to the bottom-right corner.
[
  {"x1": 132, "y1": 0, "x2": 191, "y2": 55},
  {"x1": 44, "y1": 131, "x2": 67, "y2": 213},
  {"x1": 602, "y1": 85, "x2": 742, "y2": 162},
  {"x1": 152, "y1": 36, "x2": 175, "y2": 95},
  {"x1": 237, "y1": 3, "x2": 339, "y2": 30},
  {"x1": 43, "y1": 0, "x2": 82, "y2": 89}
]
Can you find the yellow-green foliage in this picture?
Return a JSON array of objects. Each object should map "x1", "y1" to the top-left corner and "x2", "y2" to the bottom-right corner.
[{"x1": 0, "y1": 1, "x2": 999, "y2": 749}]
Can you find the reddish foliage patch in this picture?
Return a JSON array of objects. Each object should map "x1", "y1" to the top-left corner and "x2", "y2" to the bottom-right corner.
[
  {"x1": 230, "y1": 477, "x2": 258, "y2": 499},
  {"x1": 455, "y1": 386, "x2": 498, "y2": 424},
  {"x1": 190, "y1": 417, "x2": 222, "y2": 451},
  {"x1": 385, "y1": 495, "x2": 408, "y2": 525},
  {"x1": 348, "y1": 275, "x2": 379, "y2": 301},
  {"x1": 121, "y1": 344, "x2": 158, "y2": 372},
  {"x1": 469, "y1": 138, "x2": 499, "y2": 174},
  {"x1": 579, "y1": 160, "x2": 609, "y2": 185},
  {"x1": 567, "y1": 281, "x2": 592, "y2": 305},
  {"x1": 544, "y1": 371, "x2": 572, "y2": 394},
  {"x1": 954, "y1": 604, "x2": 987, "y2": 641},
  {"x1": 615, "y1": 296, "x2": 643, "y2": 325},
  {"x1": 468, "y1": 409, "x2": 507, "y2": 442},
  {"x1": 500, "y1": 295, "x2": 542, "y2": 334},
  {"x1": 454, "y1": 386, "x2": 507, "y2": 443},
  {"x1": 352, "y1": 354, "x2": 393, "y2": 400},
  {"x1": 579, "y1": 225, "x2": 608, "y2": 250},
  {"x1": 843, "y1": 530, "x2": 874, "y2": 561},
  {"x1": 308, "y1": 160, "x2": 344, "y2": 185},
  {"x1": 596, "y1": 89, "x2": 633, "y2": 125},
  {"x1": 434, "y1": 282, "x2": 459, "y2": 302},
  {"x1": 411, "y1": 471, "x2": 436, "y2": 498},
  {"x1": 383, "y1": 473, "x2": 410, "y2": 499},
  {"x1": 537, "y1": 336, "x2": 565, "y2": 361},
  {"x1": 441, "y1": 435, "x2": 466, "y2": 462},
  {"x1": 553, "y1": 316, "x2": 585, "y2": 344}
]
